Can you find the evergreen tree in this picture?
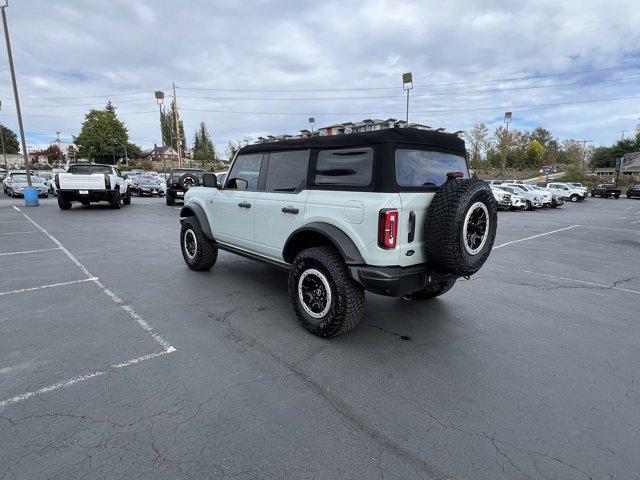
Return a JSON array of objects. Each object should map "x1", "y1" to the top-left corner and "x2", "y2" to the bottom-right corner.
[
  {"x1": 0, "y1": 124, "x2": 20, "y2": 154},
  {"x1": 160, "y1": 100, "x2": 186, "y2": 152},
  {"x1": 192, "y1": 122, "x2": 216, "y2": 165},
  {"x1": 74, "y1": 104, "x2": 129, "y2": 163}
]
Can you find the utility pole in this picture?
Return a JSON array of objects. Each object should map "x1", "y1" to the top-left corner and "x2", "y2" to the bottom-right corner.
[
  {"x1": 501, "y1": 112, "x2": 512, "y2": 173},
  {"x1": 1, "y1": 1, "x2": 32, "y2": 187},
  {"x1": 309, "y1": 117, "x2": 315, "y2": 137},
  {"x1": 0, "y1": 100, "x2": 7, "y2": 170},
  {"x1": 402, "y1": 73, "x2": 413, "y2": 124},
  {"x1": 155, "y1": 91, "x2": 166, "y2": 174},
  {"x1": 578, "y1": 139, "x2": 592, "y2": 174},
  {"x1": 56, "y1": 131, "x2": 61, "y2": 165},
  {"x1": 172, "y1": 82, "x2": 182, "y2": 167}
]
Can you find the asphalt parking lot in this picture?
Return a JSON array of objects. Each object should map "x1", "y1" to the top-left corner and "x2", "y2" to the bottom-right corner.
[{"x1": 1, "y1": 194, "x2": 639, "y2": 480}]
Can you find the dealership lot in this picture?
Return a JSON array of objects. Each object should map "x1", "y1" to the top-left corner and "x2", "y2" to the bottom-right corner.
[{"x1": 1, "y1": 195, "x2": 639, "y2": 479}]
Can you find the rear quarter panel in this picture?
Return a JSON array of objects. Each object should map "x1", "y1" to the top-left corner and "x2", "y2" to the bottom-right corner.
[{"x1": 304, "y1": 190, "x2": 401, "y2": 266}]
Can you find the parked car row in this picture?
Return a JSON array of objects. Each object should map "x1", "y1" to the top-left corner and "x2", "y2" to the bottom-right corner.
[{"x1": 487, "y1": 181, "x2": 595, "y2": 211}]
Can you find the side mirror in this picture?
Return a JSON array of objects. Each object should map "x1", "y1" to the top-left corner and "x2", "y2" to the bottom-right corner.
[
  {"x1": 202, "y1": 173, "x2": 218, "y2": 188},
  {"x1": 227, "y1": 178, "x2": 248, "y2": 190}
]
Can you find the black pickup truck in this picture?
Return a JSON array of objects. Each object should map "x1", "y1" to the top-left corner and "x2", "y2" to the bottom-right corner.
[{"x1": 591, "y1": 184, "x2": 622, "y2": 199}]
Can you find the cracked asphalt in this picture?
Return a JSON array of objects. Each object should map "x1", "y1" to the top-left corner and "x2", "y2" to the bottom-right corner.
[{"x1": 1, "y1": 193, "x2": 639, "y2": 479}]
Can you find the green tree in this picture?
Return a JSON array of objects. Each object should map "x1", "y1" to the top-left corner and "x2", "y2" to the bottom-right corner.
[
  {"x1": 526, "y1": 140, "x2": 544, "y2": 168},
  {"x1": 0, "y1": 124, "x2": 20, "y2": 154},
  {"x1": 530, "y1": 127, "x2": 560, "y2": 165},
  {"x1": 192, "y1": 122, "x2": 216, "y2": 165},
  {"x1": 464, "y1": 123, "x2": 490, "y2": 168},
  {"x1": 161, "y1": 100, "x2": 186, "y2": 152},
  {"x1": 74, "y1": 105, "x2": 129, "y2": 163}
]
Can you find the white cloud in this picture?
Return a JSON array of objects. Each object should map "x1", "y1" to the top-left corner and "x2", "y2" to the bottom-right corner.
[{"x1": 0, "y1": 0, "x2": 637, "y2": 150}]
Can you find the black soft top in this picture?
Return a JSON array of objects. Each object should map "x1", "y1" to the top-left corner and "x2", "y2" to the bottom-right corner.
[{"x1": 239, "y1": 128, "x2": 465, "y2": 155}]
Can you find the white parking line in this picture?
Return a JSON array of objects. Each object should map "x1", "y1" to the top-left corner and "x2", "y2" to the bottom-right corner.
[
  {"x1": 0, "y1": 247, "x2": 61, "y2": 257},
  {"x1": 0, "y1": 207, "x2": 177, "y2": 410},
  {"x1": 0, "y1": 278, "x2": 98, "y2": 297},
  {"x1": 521, "y1": 269, "x2": 640, "y2": 296},
  {"x1": 0, "y1": 230, "x2": 37, "y2": 235},
  {"x1": 493, "y1": 225, "x2": 580, "y2": 250},
  {"x1": 582, "y1": 225, "x2": 640, "y2": 233}
]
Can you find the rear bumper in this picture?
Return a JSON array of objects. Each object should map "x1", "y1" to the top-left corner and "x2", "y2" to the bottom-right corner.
[
  {"x1": 59, "y1": 189, "x2": 117, "y2": 202},
  {"x1": 349, "y1": 263, "x2": 458, "y2": 297}
]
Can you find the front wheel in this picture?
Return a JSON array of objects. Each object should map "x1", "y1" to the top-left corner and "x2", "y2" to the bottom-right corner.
[
  {"x1": 180, "y1": 217, "x2": 218, "y2": 271},
  {"x1": 570, "y1": 194, "x2": 580, "y2": 202},
  {"x1": 123, "y1": 189, "x2": 131, "y2": 205},
  {"x1": 289, "y1": 247, "x2": 364, "y2": 338},
  {"x1": 525, "y1": 200, "x2": 533, "y2": 210},
  {"x1": 405, "y1": 279, "x2": 456, "y2": 300}
]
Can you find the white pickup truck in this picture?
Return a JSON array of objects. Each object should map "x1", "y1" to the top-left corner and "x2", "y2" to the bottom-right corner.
[{"x1": 55, "y1": 163, "x2": 131, "y2": 210}]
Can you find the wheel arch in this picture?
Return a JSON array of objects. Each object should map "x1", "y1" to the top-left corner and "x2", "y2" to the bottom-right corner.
[
  {"x1": 180, "y1": 202, "x2": 214, "y2": 240},
  {"x1": 283, "y1": 222, "x2": 364, "y2": 265}
]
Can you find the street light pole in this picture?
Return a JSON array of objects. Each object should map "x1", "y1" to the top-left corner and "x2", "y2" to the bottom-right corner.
[
  {"x1": 501, "y1": 112, "x2": 512, "y2": 173},
  {"x1": 172, "y1": 82, "x2": 182, "y2": 167},
  {"x1": 402, "y1": 72, "x2": 413, "y2": 124},
  {"x1": 1, "y1": 1, "x2": 32, "y2": 187},
  {"x1": 155, "y1": 91, "x2": 166, "y2": 174},
  {"x1": 0, "y1": 100, "x2": 7, "y2": 170}
]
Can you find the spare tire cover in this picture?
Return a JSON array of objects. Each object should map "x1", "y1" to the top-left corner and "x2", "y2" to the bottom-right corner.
[
  {"x1": 179, "y1": 173, "x2": 200, "y2": 190},
  {"x1": 424, "y1": 178, "x2": 497, "y2": 276}
]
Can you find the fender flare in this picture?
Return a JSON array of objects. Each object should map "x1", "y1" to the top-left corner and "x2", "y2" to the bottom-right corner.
[
  {"x1": 283, "y1": 222, "x2": 364, "y2": 265},
  {"x1": 180, "y1": 203, "x2": 214, "y2": 240}
]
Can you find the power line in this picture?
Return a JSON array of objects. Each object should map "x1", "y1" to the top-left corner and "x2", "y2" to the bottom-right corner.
[
  {"x1": 176, "y1": 75, "x2": 640, "y2": 102},
  {"x1": 178, "y1": 93, "x2": 640, "y2": 116},
  {"x1": 0, "y1": 90, "x2": 154, "y2": 101},
  {"x1": 177, "y1": 64, "x2": 639, "y2": 92}
]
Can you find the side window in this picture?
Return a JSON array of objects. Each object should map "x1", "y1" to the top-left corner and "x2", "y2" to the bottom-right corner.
[
  {"x1": 314, "y1": 147, "x2": 373, "y2": 186},
  {"x1": 227, "y1": 153, "x2": 263, "y2": 191},
  {"x1": 265, "y1": 150, "x2": 309, "y2": 192}
]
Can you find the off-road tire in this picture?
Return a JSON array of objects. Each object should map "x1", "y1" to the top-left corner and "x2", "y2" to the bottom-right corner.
[
  {"x1": 166, "y1": 193, "x2": 175, "y2": 206},
  {"x1": 109, "y1": 191, "x2": 122, "y2": 209},
  {"x1": 123, "y1": 188, "x2": 131, "y2": 205},
  {"x1": 57, "y1": 194, "x2": 71, "y2": 210},
  {"x1": 180, "y1": 216, "x2": 218, "y2": 271},
  {"x1": 406, "y1": 279, "x2": 456, "y2": 300},
  {"x1": 288, "y1": 247, "x2": 364, "y2": 338},
  {"x1": 424, "y1": 178, "x2": 498, "y2": 277}
]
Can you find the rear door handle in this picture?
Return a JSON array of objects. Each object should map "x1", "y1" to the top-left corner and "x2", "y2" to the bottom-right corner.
[
  {"x1": 282, "y1": 206, "x2": 299, "y2": 214},
  {"x1": 238, "y1": 201, "x2": 251, "y2": 209}
]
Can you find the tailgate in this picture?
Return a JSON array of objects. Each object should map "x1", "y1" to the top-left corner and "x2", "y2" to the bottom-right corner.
[{"x1": 58, "y1": 174, "x2": 107, "y2": 190}]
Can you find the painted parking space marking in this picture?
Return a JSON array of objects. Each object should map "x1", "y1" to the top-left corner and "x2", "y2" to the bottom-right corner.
[
  {"x1": 492, "y1": 225, "x2": 580, "y2": 250},
  {"x1": 0, "y1": 277, "x2": 98, "y2": 297},
  {"x1": 0, "y1": 207, "x2": 177, "y2": 410},
  {"x1": 0, "y1": 230, "x2": 37, "y2": 235},
  {"x1": 0, "y1": 247, "x2": 61, "y2": 257}
]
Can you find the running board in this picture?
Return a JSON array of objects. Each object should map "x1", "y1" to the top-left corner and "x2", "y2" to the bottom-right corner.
[{"x1": 216, "y1": 242, "x2": 290, "y2": 271}]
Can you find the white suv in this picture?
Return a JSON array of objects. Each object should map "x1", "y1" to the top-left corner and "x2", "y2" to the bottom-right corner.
[{"x1": 179, "y1": 130, "x2": 498, "y2": 337}]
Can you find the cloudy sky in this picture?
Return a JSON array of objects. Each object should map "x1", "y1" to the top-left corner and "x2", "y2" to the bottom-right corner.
[{"x1": 0, "y1": 0, "x2": 639, "y2": 154}]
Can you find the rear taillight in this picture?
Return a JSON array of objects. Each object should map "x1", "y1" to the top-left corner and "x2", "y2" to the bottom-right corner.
[{"x1": 378, "y1": 209, "x2": 398, "y2": 249}]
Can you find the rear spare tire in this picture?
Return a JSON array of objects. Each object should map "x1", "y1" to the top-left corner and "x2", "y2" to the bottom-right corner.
[
  {"x1": 179, "y1": 173, "x2": 200, "y2": 191},
  {"x1": 424, "y1": 178, "x2": 497, "y2": 277}
]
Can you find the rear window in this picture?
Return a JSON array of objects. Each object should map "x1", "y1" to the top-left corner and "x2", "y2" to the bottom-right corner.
[
  {"x1": 395, "y1": 149, "x2": 468, "y2": 187},
  {"x1": 171, "y1": 169, "x2": 203, "y2": 179},
  {"x1": 68, "y1": 165, "x2": 112, "y2": 174},
  {"x1": 315, "y1": 148, "x2": 373, "y2": 186}
]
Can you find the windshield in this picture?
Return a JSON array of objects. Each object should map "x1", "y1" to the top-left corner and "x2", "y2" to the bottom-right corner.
[
  {"x1": 140, "y1": 180, "x2": 159, "y2": 186},
  {"x1": 395, "y1": 149, "x2": 468, "y2": 187},
  {"x1": 68, "y1": 165, "x2": 112, "y2": 174}
]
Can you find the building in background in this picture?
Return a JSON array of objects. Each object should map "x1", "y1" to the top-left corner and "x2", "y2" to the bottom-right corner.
[{"x1": 257, "y1": 118, "x2": 458, "y2": 143}]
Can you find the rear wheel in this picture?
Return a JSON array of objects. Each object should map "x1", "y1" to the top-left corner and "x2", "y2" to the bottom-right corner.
[
  {"x1": 123, "y1": 188, "x2": 132, "y2": 205},
  {"x1": 570, "y1": 194, "x2": 580, "y2": 202},
  {"x1": 166, "y1": 193, "x2": 175, "y2": 206},
  {"x1": 406, "y1": 279, "x2": 456, "y2": 300},
  {"x1": 57, "y1": 194, "x2": 71, "y2": 210},
  {"x1": 614, "y1": 194, "x2": 620, "y2": 199},
  {"x1": 109, "y1": 191, "x2": 121, "y2": 209},
  {"x1": 180, "y1": 217, "x2": 217, "y2": 271},
  {"x1": 289, "y1": 247, "x2": 364, "y2": 337}
]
